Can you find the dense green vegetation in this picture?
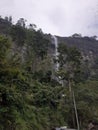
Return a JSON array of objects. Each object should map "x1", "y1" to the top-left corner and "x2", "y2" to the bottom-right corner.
[{"x1": 0, "y1": 16, "x2": 98, "y2": 130}]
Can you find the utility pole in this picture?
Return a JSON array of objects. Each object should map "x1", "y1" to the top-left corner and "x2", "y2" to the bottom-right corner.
[
  {"x1": 69, "y1": 79, "x2": 80, "y2": 130},
  {"x1": 72, "y1": 90, "x2": 80, "y2": 130}
]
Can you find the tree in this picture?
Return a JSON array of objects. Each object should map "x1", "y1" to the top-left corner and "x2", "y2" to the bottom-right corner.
[
  {"x1": 16, "y1": 18, "x2": 26, "y2": 28},
  {"x1": 58, "y1": 43, "x2": 82, "y2": 129},
  {"x1": 11, "y1": 25, "x2": 26, "y2": 46},
  {"x1": 0, "y1": 35, "x2": 28, "y2": 130},
  {"x1": 31, "y1": 30, "x2": 49, "y2": 60},
  {"x1": 58, "y1": 43, "x2": 82, "y2": 85},
  {"x1": 9, "y1": 16, "x2": 12, "y2": 24}
]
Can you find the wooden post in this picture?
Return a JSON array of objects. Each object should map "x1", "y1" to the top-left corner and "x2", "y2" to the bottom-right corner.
[{"x1": 72, "y1": 90, "x2": 80, "y2": 130}]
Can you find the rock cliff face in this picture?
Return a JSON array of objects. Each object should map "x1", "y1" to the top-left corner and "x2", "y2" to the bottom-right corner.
[
  {"x1": 57, "y1": 36, "x2": 98, "y2": 57},
  {"x1": 47, "y1": 34, "x2": 98, "y2": 80},
  {"x1": 47, "y1": 34, "x2": 98, "y2": 59}
]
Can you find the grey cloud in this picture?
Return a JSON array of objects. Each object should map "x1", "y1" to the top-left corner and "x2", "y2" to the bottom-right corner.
[{"x1": 0, "y1": 0, "x2": 98, "y2": 36}]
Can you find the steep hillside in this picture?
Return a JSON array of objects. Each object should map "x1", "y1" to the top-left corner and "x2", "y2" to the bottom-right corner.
[
  {"x1": 57, "y1": 36, "x2": 98, "y2": 57},
  {"x1": 0, "y1": 16, "x2": 98, "y2": 130}
]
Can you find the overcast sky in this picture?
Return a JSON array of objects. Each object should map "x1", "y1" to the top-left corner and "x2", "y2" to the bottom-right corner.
[{"x1": 0, "y1": 0, "x2": 98, "y2": 36}]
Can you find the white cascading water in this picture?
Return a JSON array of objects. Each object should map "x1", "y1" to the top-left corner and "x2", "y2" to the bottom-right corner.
[
  {"x1": 51, "y1": 35, "x2": 64, "y2": 86},
  {"x1": 52, "y1": 35, "x2": 59, "y2": 71}
]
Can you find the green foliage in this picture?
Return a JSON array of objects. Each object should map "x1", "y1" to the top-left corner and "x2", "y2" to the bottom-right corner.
[
  {"x1": 58, "y1": 43, "x2": 82, "y2": 83},
  {"x1": 0, "y1": 17, "x2": 98, "y2": 130},
  {"x1": 0, "y1": 35, "x2": 11, "y2": 59},
  {"x1": 74, "y1": 81, "x2": 98, "y2": 128},
  {"x1": 11, "y1": 25, "x2": 26, "y2": 46},
  {"x1": 32, "y1": 30, "x2": 49, "y2": 59}
]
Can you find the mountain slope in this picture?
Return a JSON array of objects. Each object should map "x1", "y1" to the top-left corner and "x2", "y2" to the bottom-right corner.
[{"x1": 57, "y1": 36, "x2": 98, "y2": 57}]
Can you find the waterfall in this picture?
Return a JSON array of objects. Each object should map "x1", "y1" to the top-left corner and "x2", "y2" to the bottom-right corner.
[
  {"x1": 52, "y1": 35, "x2": 59, "y2": 71},
  {"x1": 51, "y1": 35, "x2": 64, "y2": 86}
]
